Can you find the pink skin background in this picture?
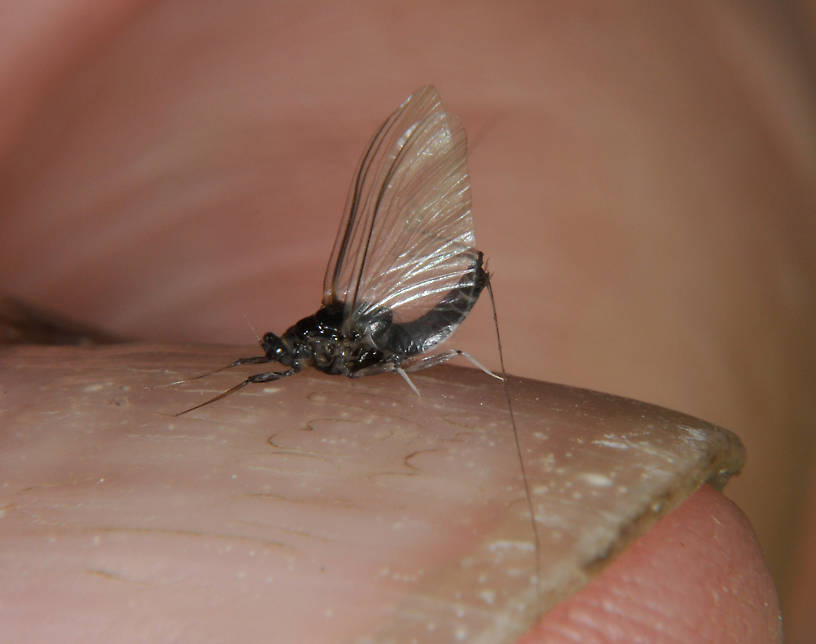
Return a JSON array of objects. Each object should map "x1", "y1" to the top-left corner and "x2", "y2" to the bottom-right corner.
[{"x1": 1, "y1": 1, "x2": 813, "y2": 641}]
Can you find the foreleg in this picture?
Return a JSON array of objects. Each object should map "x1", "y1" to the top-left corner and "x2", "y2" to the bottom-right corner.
[
  {"x1": 166, "y1": 355, "x2": 273, "y2": 386},
  {"x1": 176, "y1": 368, "x2": 296, "y2": 415}
]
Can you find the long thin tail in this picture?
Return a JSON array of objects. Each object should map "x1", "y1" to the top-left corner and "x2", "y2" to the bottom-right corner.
[{"x1": 485, "y1": 275, "x2": 541, "y2": 611}]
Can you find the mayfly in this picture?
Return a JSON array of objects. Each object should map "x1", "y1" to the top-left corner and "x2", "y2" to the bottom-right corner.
[
  {"x1": 175, "y1": 85, "x2": 542, "y2": 607},
  {"x1": 177, "y1": 86, "x2": 502, "y2": 413}
]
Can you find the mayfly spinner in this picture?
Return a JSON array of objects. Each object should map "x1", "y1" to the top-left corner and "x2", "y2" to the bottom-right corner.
[{"x1": 177, "y1": 86, "x2": 502, "y2": 414}]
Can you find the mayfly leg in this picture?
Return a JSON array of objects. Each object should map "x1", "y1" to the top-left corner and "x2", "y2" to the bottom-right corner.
[
  {"x1": 349, "y1": 348, "x2": 502, "y2": 398},
  {"x1": 175, "y1": 368, "x2": 296, "y2": 416},
  {"x1": 165, "y1": 355, "x2": 272, "y2": 387},
  {"x1": 348, "y1": 359, "x2": 421, "y2": 396},
  {"x1": 403, "y1": 349, "x2": 503, "y2": 381}
]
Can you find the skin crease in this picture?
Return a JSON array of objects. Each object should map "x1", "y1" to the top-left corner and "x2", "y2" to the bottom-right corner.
[{"x1": 0, "y1": 0, "x2": 812, "y2": 641}]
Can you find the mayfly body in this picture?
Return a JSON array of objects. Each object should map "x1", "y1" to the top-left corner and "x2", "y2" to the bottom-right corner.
[{"x1": 177, "y1": 86, "x2": 500, "y2": 414}]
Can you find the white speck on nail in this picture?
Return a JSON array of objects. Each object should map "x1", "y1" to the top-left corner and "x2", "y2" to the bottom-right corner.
[
  {"x1": 479, "y1": 589, "x2": 496, "y2": 605},
  {"x1": 580, "y1": 472, "x2": 613, "y2": 487}
]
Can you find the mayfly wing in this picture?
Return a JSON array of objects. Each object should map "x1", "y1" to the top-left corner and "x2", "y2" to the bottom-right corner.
[{"x1": 322, "y1": 86, "x2": 480, "y2": 333}]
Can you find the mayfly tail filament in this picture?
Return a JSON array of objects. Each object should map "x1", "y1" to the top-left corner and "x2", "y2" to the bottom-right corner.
[{"x1": 486, "y1": 276, "x2": 542, "y2": 614}]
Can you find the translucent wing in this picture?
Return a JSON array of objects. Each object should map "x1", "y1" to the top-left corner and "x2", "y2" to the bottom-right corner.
[{"x1": 322, "y1": 86, "x2": 480, "y2": 327}]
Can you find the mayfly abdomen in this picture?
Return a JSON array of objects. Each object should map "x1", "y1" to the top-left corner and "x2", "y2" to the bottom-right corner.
[{"x1": 384, "y1": 252, "x2": 488, "y2": 358}]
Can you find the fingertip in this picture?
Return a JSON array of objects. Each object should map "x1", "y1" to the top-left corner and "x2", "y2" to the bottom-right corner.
[{"x1": 522, "y1": 485, "x2": 782, "y2": 643}]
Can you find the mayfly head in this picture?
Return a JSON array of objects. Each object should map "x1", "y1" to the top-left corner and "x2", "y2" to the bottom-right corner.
[{"x1": 260, "y1": 332, "x2": 291, "y2": 365}]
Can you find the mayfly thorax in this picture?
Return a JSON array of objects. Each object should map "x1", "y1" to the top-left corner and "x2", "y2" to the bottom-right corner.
[{"x1": 174, "y1": 86, "x2": 542, "y2": 604}]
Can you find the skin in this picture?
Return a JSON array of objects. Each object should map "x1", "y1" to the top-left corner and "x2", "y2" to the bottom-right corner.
[
  {"x1": 0, "y1": 346, "x2": 780, "y2": 642},
  {"x1": 1, "y1": 0, "x2": 811, "y2": 641}
]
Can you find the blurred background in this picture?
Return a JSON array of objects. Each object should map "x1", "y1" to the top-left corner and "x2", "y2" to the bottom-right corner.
[{"x1": 1, "y1": 1, "x2": 813, "y2": 640}]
